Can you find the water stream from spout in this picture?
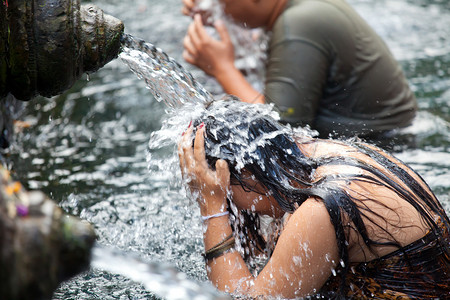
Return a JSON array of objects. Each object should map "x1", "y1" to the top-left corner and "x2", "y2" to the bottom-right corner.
[
  {"x1": 119, "y1": 33, "x2": 213, "y2": 109},
  {"x1": 91, "y1": 244, "x2": 231, "y2": 300}
]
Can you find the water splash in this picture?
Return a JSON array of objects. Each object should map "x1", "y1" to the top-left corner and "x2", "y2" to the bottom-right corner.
[
  {"x1": 91, "y1": 244, "x2": 231, "y2": 300},
  {"x1": 145, "y1": 99, "x2": 291, "y2": 193},
  {"x1": 120, "y1": 33, "x2": 213, "y2": 109}
]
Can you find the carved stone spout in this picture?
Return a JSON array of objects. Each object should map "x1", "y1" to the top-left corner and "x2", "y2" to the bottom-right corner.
[
  {"x1": 0, "y1": 0, "x2": 125, "y2": 101},
  {"x1": 0, "y1": 166, "x2": 96, "y2": 300}
]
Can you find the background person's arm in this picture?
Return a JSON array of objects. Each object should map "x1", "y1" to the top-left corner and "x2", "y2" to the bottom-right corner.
[
  {"x1": 183, "y1": 14, "x2": 265, "y2": 104},
  {"x1": 264, "y1": 39, "x2": 328, "y2": 125}
]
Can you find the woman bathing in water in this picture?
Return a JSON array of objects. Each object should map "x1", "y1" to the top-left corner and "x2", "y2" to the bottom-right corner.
[{"x1": 178, "y1": 99, "x2": 450, "y2": 299}]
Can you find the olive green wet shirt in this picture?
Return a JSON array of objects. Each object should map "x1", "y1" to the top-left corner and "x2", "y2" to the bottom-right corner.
[{"x1": 265, "y1": 0, "x2": 417, "y2": 137}]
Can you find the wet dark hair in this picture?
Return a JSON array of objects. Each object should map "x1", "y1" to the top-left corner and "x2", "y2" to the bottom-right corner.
[
  {"x1": 196, "y1": 100, "x2": 316, "y2": 211},
  {"x1": 192, "y1": 98, "x2": 450, "y2": 297}
]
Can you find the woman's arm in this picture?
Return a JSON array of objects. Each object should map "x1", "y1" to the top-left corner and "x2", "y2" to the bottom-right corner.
[
  {"x1": 250, "y1": 198, "x2": 339, "y2": 297},
  {"x1": 204, "y1": 197, "x2": 340, "y2": 298},
  {"x1": 179, "y1": 125, "x2": 340, "y2": 298}
]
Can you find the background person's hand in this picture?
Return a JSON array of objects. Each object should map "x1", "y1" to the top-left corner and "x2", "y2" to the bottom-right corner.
[
  {"x1": 181, "y1": 0, "x2": 196, "y2": 16},
  {"x1": 178, "y1": 123, "x2": 230, "y2": 215},
  {"x1": 183, "y1": 14, "x2": 235, "y2": 78},
  {"x1": 182, "y1": 0, "x2": 214, "y2": 25}
]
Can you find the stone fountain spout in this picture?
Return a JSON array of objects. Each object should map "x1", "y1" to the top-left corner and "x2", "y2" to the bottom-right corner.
[
  {"x1": 0, "y1": 167, "x2": 96, "y2": 300},
  {"x1": 0, "y1": 0, "x2": 125, "y2": 101},
  {"x1": 0, "y1": 0, "x2": 121, "y2": 298}
]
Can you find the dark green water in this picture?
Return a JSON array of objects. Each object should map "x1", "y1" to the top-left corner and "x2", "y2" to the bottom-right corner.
[{"x1": 5, "y1": 0, "x2": 450, "y2": 299}]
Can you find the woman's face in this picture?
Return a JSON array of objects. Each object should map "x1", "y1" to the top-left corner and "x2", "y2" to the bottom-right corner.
[{"x1": 230, "y1": 171, "x2": 285, "y2": 218}]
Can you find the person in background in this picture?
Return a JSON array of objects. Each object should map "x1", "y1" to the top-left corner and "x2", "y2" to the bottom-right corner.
[
  {"x1": 178, "y1": 99, "x2": 450, "y2": 299},
  {"x1": 181, "y1": 0, "x2": 417, "y2": 139}
]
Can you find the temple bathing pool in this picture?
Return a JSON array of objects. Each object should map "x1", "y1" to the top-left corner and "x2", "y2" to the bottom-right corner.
[{"x1": 5, "y1": 0, "x2": 449, "y2": 299}]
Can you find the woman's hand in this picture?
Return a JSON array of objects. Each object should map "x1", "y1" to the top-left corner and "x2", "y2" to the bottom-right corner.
[
  {"x1": 183, "y1": 14, "x2": 235, "y2": 78},
  {"x1": 178, "y1": 122, "x2": 230, "y2": 216}
]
